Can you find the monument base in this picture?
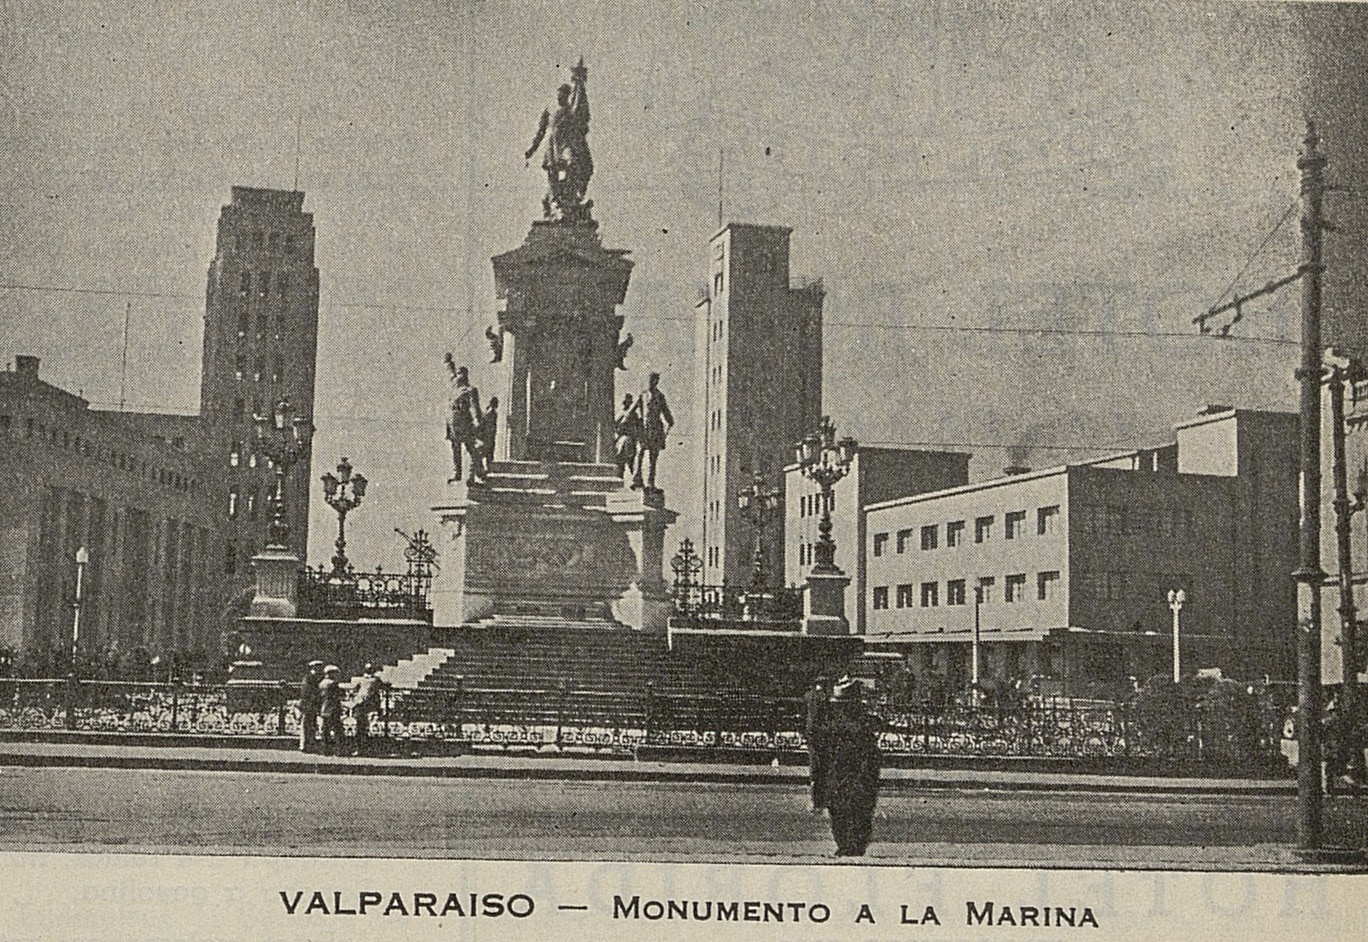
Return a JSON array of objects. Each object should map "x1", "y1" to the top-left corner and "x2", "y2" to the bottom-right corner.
[
  {"x1": 248, "y1": 547, "x2": 301, "y2": 618},
  {"x1": 431, "y1": 461, "x2": 676, "y2": 631},
  {"x1": 803, "y1": 568, "x2": 852, "y2": 636}
]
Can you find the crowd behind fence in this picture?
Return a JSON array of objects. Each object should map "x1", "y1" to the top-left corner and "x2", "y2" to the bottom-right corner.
[{"x1": 0, "y1": 676, "x2": 1289, "y2": 768}]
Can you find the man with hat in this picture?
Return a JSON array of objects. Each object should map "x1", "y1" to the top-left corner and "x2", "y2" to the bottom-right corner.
[
  {"x1": 824, "y1": 675, "x2": 883, "y2": 856},
  {"x1": 349, "y1": 663, "x2": 386, "y2": 756},
  {"x1": 298, "y1": 660, "x2": 324, "y2": 753},
  {"x1": 318, "y1": 665, "x2": 345, "y2": 756}
]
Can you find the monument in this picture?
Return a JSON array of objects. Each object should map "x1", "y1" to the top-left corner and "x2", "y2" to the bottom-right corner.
[{"x1": 431, "y1": 59, "x2": 676, "y2": 631}]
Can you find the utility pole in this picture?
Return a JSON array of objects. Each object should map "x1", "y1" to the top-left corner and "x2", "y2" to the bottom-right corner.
[
  {"x1": 1329, "y1": 364, "x2": 1359, "y2": 767},
  {"x1": 1293, "y1": 122, "x2": 1327, "y2": 852}
]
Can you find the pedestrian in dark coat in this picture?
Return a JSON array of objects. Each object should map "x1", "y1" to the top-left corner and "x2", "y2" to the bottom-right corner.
[
  {"x1": 825, "y1": 677, "x2": 883, "y2": 857},
  {"x1": 350, "y1": 664, "x2": 385, "y2": 756},
  {"x1": 298, "y1": 660, "x2": 324, "y2": 753},
  {"x1": 318, "y1": 665, "x2": 345, "y2": 756},
  {"x1": 803, "y1": 676, "x2": 832, "y2": 812}
]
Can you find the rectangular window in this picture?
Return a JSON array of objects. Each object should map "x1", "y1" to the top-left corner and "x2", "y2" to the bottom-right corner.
[
  {"x1": 946, "y1": 579, "x2": 966, "y2": 606},
  {"x1": 895, "y1": 528, "x2": 913, "y2": 553},
  {"x1": 872, "y1": 532, "x2": 889, "y2": 557},
  {"x1": 1006, "y1": 573, "x2": 1028, "y2": 602},
  {"x1": 1104, "y1": 572, "x2": 1127, "y2": 601},
  {"x1": 1005, "y1": 510, "x2": 1027, "y2": 539},
  {"x1": 258, "y1": 270, "x2": 271, "y2": 297},
  {"x1": 239, "y1": 272, "x2": 252, "y2": 297},
  {"x1": 1038, "y1": 570, "x2": 1061, "y2": 601},
  {"x1": 873, "y1": 586, "x2": 889, "y2": 610},
  {"x1": 895, "y1": 583, "x2": 914, "y2": 608},
  {"x1": 920, "y1": 524, "x2": 939, "y2": 551},
  {"x1": 946, "y1": 520, "x2": 965, "y2": 547},
  {"x1": 975, "y1": 515, "x2": 994, "y2": 543},
  {"x1": 1038, "y1": 505, "x2": 1060, "y2": 535},
  {"x1": 920, "y1": 582, "x2": 939, "y2": 607},
  {"x1": 228, "y1": 488, "x2": 239, "y2": 519},
  {"x1": 976, "y1": 576, "x2": 995, "y2": 603}
]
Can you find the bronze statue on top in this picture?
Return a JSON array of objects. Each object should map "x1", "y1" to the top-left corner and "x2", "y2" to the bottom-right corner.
[{"x1": 525, "y1": 58, "x2": 594, "y2": 223}]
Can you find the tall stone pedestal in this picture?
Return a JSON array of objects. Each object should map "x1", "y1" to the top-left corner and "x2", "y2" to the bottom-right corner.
[
  {"x1": 803, "y1": 568, "x2": 851, "y2": 636},
  {"x1": 247, "y1": 547, "x2": 301, "y2": 618},
  {"x1": 431, "y1": 462, "x2": 676, "y2": 631}
]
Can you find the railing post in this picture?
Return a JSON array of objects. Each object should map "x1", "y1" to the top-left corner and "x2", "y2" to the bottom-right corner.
[
  {"x1": 170, "y1": 678, "x2": 180, "y2": 732},
  {"x1": 277, "y1": 681, "x2": 288, "y2": 736},
  {"x1": 555, "y1": 680, "x2": 568, "y2": 748},
  {"x1": 921, "y1": 698, "x2": 931, "y2": 753},
  {"x1": 63, "y1": 674, "x2": 78, "y2": 730},
  {"x1": 769, "y1": 697, "x2": 781, "y2": 764},
  {"x1": 712, "y1": 694, "x2": 723, "y2": 750},
  {"x1": 1024, "y1": 702, "x2": 1034, "y2": 757},
  {"x1": 643, "y1": 681, "x2": 656, "y2": 745}
]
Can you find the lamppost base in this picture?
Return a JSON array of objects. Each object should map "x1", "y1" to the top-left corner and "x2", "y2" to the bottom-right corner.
[{"x1": 803, "y1": 568, "x2": 851, "y2": 636}]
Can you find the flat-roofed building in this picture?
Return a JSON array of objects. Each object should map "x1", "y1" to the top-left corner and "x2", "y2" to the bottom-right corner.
[{"x1": 861, "y1": 408, "x2": 1297, "y2": 697}]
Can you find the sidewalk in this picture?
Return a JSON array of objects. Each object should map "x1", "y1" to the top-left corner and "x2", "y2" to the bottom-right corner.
[{"x1": 0, "y1": 738, "x2": 1300, "y2": 794}]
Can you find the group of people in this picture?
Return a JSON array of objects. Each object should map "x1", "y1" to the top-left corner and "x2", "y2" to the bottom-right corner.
[
  {"x1": 613, "y1": 372, "x2": 674, "y2": 491},
  {"x1": 803, "y1": 673, "x2": 886, "y2": 857},
  {"x1": 298, "y1": 660, "x2": 387, "y2": 756},
  {"x1": 445, "y1": 356, "x2": 499, "y2": 485}
]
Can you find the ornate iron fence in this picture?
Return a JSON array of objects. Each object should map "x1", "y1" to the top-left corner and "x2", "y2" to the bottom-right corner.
[
  {"x1": 296, "y1": 565, "x2": 432, "y2": 621},
  {"x1": 0, "y1": 677, "x2": 1284, "y2": 766},
  {"x1": 669, "y1": 583, "x2": 804, "y2": 629}
]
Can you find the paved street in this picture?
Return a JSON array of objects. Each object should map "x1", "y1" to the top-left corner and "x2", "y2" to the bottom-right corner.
[{"x1": 0, "y1": 764, "x2": 1364, "y2": 869}]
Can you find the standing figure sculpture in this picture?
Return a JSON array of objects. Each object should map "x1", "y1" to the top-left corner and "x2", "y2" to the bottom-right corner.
[
  {"x1": 631, "y1": 372, "x2": 673, "y2": 491},
  {"x1": 444, "y1": 353, "x2": 483, "y2": 484},
  {"x1": 614, "y1": 393, "x2": 641, "y2": 481},
  {"x1": 525, "y1": 58, "x2": 593, "y2": 222}
]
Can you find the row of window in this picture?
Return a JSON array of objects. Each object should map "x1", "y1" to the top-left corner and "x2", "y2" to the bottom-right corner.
[
  {"x1": 235, "y1": 308, "x2": 289, "y2": 340},
  {"x1": 1078, "y1": 504, "x2": 1195, "y2": 541},
  {"x1": 1, "y1": 415, "x2": 198, "y2": 493},
  {"x1": 872, "y1": 571, "x2": 1062, "y2": 610},
  {"x1": 237, "y1": 271, "x2": 292, "y2": 300},
  {"x1": 873, "y1": 505, "x2": 1060, "y2": 556},
  {"x1": 226, "y1": 486, "x2": 262, "y2": 521},
  {"x1": 796, "y1": 491, "x2": 834, "y2": 518},
  {"x1": 234, "y1": 354, "x2": 286, "y2": 385},
  {"x1": 233, "y1": 230, "x2": 300, "y2": 256}
]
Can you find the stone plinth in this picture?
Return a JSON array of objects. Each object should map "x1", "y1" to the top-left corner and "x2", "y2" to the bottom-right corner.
[
  {"x1": 490, "y1": 220, "x2": 633, "y2": 464},
  {"x1": 803, "y1": 568, "x2": 851, "y2": 636},
  {"x1": 430, "y1": 461, "x2": 676, "y2": 630},
  {"x1": 248, "y1": 547, "x2": 301, "y2": 618}
]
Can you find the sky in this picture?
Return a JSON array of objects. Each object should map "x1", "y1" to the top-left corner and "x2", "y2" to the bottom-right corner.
[{"x1": 2, "y1": 0, "x2": 1364, "y2": 570}]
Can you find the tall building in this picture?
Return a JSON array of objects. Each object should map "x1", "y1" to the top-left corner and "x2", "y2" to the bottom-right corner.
[
  {"x1": 199, "y1": 187, "x2": 320, "y2": 580},
  {"x1": 694, "y1": 223, "x2": 823, "y2": 589}
]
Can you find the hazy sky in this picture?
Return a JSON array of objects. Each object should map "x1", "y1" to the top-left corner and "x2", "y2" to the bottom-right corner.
[{"x1": 2, "y1": 1, "x2": 1355, "y2": 568}]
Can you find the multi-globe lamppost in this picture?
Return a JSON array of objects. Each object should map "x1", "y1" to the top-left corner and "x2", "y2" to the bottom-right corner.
[
  {"x1": 321, "y1": 456, "x2": 368, "y2": 575},
  {"x1": 736, "y1": 471, "x2": 780, "y2": 590},
  {"x1": 794, "y1": 416, "x2": 857, "y2": 572},
  {"x1": 254, "y1": 396, "x2": 313, "y2": 550}
]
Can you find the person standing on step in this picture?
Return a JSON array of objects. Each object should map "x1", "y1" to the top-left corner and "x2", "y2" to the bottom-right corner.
[
  {"x1": 318, "y1": 665, "x2": 345, "y2": 756},
  {"x1": 824, "y1": 676, "x2": 883, "y2": 857},
  {"x1": 298, "y1": 660, "x2": 324, "y2": 753}
]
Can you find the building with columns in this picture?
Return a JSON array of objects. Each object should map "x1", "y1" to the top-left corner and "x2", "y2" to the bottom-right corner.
[
  {"x1": 0, "y1": 356, "x2": 219, "y2": 660},
  {"x1": 693, "y1": 223, "x2": 823, "y2": 589}
]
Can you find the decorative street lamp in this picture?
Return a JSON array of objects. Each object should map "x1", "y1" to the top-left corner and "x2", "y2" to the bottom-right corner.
[
  {"x1": 670, "y1": 538, "x2": 703, "y2": 613},
  {"x1": 253, "y1": 396, "x2": 313, "y2": 550},
  {"x1": 71, "y1": 546, "x2": 89, "y2": 674},
  {"x1": 321, "y1": 456, "x2": 368, "y2": 575},
  {"x1": 1167, "y1": 588, "x2": 1186, "y2": 683},
  {"x1": 794, "y1": 415, "x2": 858, "y2": 573},
  {"x1": 736, "y1": 471, "x2": 780, "y2": 590}
]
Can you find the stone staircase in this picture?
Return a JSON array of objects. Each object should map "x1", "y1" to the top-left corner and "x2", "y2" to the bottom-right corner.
[{"x1": 467, "y1": 460, "x2": 626, "y2": 508}]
